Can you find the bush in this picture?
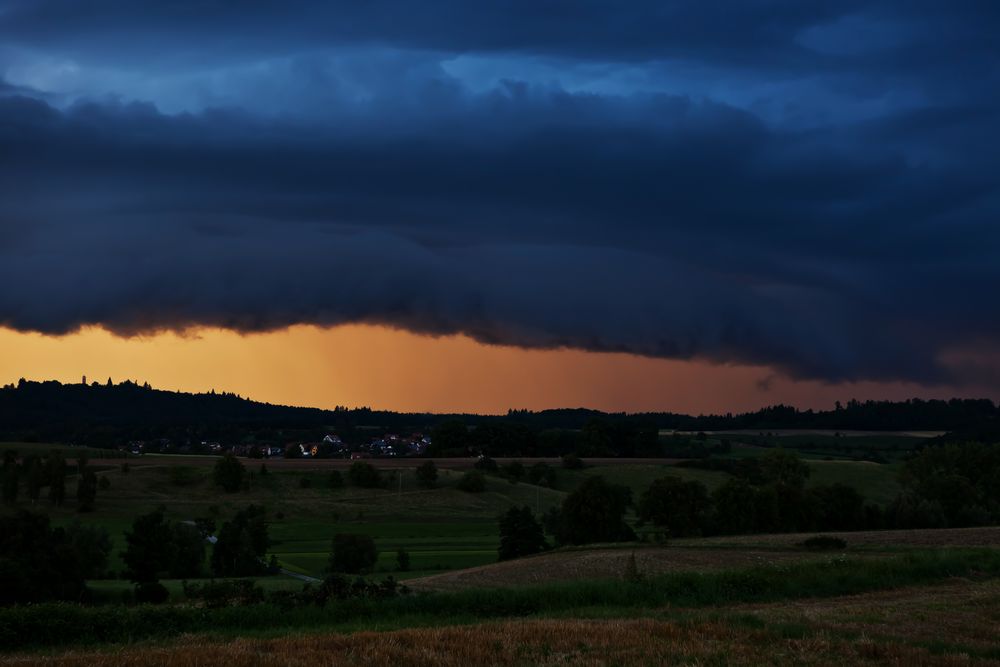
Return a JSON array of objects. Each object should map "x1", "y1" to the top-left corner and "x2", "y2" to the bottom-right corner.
[
  {"x1": 799, "y1": 535, "x2": 848, "y2": 551},
  {"x1": 561, "y1": 454, "x2": 585, "y2": 469},
  {"x1": 299, "y1": 477, "x2": 312, "y2": 489},
  {"x1": 97, "y1": 475, "x2": 111, "y2": 491},
  {"x1": 456, "y1": 470, "x2": 486, "y2": 493},
  {"x1": 328, "y1": 470, "x2": 344, "y2": 489},
  {"x1": 134, "y1": 581, "x2": 169, "y2": 604},
  {"x1": 328, "y1": 533, "x2": 378, "y2": 574}
]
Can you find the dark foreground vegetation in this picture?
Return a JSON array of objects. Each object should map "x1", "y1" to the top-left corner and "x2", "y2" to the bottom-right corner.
[{"x1": 1, "y1": 549, "x2": 997, "y2": 651}]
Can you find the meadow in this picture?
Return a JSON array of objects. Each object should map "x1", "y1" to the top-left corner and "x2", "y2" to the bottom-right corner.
[
  {"x1": 4, "y1": 435, "x2": 999, "y2": 664},
  {"x1": 11, "y1": 438, "x2": 918, "y2": 581}
]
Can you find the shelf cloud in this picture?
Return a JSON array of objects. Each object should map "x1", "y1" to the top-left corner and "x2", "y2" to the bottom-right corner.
[{"x1": 0, "y1": 1, "x2": 998, "y2": 388}]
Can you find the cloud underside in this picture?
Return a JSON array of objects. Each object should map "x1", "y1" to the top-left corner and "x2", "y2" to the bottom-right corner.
[{"x1": 0, "y1": 1, "x2": 999, "y2": 388}]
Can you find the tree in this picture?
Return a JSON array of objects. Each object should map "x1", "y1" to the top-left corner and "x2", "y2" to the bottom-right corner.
[
  {"x1": 638, "y1": 476, "x2": 711, "y2": 537},
  {"x1": 396, "y1": 547, "x2": 411, "y2": 572},
  {"x1": 48, "y1": 452, "x2": 67, "y2": 506},
  {"x1": 711, "y1": 478, "x2": 758, "y2": 535},
  {"x1": 76, "y1": 469, "x2": 98, "y2": 512},
  {"x1": 123, "y1": 509, "x2": 176, "y2": 583},
  {"x1": 169, "y1": 522, "x2": 206, "y2": 578},
  {"x1": 808, "y1": 483, "x2": 867, "y2": 531},
  {"x1": 501, "y1": 461, "x2": 525, "y2": 483},
  {"x1": 348, "y1": 461, "x2": 382, "y2": 488},
  {"x1": 759, "y1": 449, "x2": 810, "y2": 488},
  {"x1": 64, "y1": 521, "x2": 113, "y2": 579},
  {"x1": 456, "y1": 470, "x2": 486, "y2": 493},
  {"x1": 498, "y1": 506, "x2": 548, "y2": 560},
  {"x1": 429, "y1": 420, "x2": 469, "y2": 456},
  {"x1": 25, "y1": 456, "x2": 43, "y2": 503},
  {"x1": 0, "y1": 511, "x2": 88, "y2": 604},
  {"x1": 580, "y1": 418, "x2": 614, "y2": 456},
  {"x1": 415, "y1": 460, "x2": 438, "y2": 488},
  {"x1": 560, "y1": 476, "x2": 635, "y2": 545},
  {"x1": 328, "y1": 533, "x2": 378, "y2": 574},
  {"x1": 213, "y1": 453, "x2": 246, "y2": 493},
  {"x1": 528, "y1": 462, "x2": 557, "y2": 488},
  {"x1": 1, "y1": 451, "x2": 17, "y2": 504},
  {"x1": 211, "y1": 505, "x2": 270, "y2": 577}
]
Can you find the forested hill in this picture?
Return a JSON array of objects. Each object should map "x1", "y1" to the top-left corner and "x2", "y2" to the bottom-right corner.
[{"x1": 1, "y1": 379, "x2": 997, "y2": 446}]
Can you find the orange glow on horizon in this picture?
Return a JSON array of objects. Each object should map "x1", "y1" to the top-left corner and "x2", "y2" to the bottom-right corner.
[{"x1": 0, "y1": 324, "x2": 983, "y2": 415}]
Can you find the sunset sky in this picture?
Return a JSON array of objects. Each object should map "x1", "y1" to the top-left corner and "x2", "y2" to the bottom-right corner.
[{"x1": 1, "y1": 2, "x2": 998, "y2": 414}]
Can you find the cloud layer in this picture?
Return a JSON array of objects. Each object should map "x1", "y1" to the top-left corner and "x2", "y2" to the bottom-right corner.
[{"x1": 1, "y1": 1, "x2": 999, "y2": 387}]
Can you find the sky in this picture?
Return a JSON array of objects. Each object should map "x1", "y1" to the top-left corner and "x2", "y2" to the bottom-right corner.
[{"x1": 1, "y1": 1, "x2": 999, "y2": 414}]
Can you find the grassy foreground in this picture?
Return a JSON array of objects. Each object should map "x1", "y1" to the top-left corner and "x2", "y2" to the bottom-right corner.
[{"x1": 2, "y1": 549, "x2": 999, "y2": 652}]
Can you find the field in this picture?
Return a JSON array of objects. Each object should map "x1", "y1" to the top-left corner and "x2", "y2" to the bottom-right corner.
[
  {"x1": 8, "y1": 445, "x2": 928, "y2": 580},
  {"x1": 5, "y1": 442, "x2": 1000, "y2": 664},
  {"x1": 7, "y1": 600, "x2": 999, "y2": 667},
  {"x1": 4, "y1": 549, "x2": 1000, "y2": 663}
]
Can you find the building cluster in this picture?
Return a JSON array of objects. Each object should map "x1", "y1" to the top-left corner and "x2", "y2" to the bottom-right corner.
[{"x1": 120, "y1": 432, "x2": 432, "y2": 459}]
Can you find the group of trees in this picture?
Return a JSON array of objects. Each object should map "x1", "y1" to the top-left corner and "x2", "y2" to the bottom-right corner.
[
  {"x1": 493, "y1": 443, "x2": 1000, "y2": 560},
  {"x1": 0, "y1": 512, "x2": 112, "y2": 605},
  {"x1": 122, "y1": 505, "x2": 271, "y2": 602},
  {"x1": 890, "y1": 443, "x2": 1000, "y2": 528},
  {"x1": 495, "y1": 475, "x2": 636, "y2": 562},
  {"x1": 1, "y1": 449, "x2": 102, "y2": 511},
  {"x1": 637, "y1": 450, "x2": 883, "y2": 538},
  {"x1": 430, "y1": 418, "x2": 660, "y2": 458}
]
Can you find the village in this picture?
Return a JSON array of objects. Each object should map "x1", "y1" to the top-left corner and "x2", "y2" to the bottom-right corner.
[{"x1": 121, "y1": 433, "x2": 432, "y2": 460}]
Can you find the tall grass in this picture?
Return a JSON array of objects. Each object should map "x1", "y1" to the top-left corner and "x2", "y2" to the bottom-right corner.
[{"x1": 2, "y1": 549, "x2": 998, "y2": 651}]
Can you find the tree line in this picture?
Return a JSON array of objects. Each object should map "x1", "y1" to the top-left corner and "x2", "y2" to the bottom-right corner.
[
  {"x1": 3, "y1": 379, "x2": 998, "y2": 450},
  {"x1": 496, "y1": 442, "x2": 1000, "y2": 560}
]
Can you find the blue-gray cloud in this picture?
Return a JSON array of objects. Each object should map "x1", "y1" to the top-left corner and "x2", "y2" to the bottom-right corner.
[{"x1": 0, "y1": 1, "x2": 998, "y2": 388}]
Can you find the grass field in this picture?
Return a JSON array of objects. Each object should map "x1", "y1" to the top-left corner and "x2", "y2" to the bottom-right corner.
[
  {"x1": 805, "y1": 460, "x2": 903, "y2": 505},
  {"x1": 6, "y1": 447, "x2": 912, "y2": 580}
]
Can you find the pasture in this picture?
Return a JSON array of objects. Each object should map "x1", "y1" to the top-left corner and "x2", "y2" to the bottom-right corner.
[{"x1": 12, "y1": 445, "x2": 916, "y2": 580}]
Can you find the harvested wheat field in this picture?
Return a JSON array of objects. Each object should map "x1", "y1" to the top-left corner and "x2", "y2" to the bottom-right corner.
[
  {"x1": 744, "y1": 578, "x2": 1000, "y2": 655},
  {"x1": 407, "y1": 546, "x2": 838, "y2": 591},
  {"x1": 673, "y1": 526, "x2": 1000, "y2": 550},
  {"x1": 3, "y1": 616, "x2": 994, "y2": 667}
]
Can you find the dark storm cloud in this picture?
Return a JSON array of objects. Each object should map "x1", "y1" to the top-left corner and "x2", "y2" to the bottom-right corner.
[
  {"x1": 0, "y1": 2, "x2": 998, "y2": 387},
  {"x1": 0, "y1": 1, "x2": 861, "y2": 65}
]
